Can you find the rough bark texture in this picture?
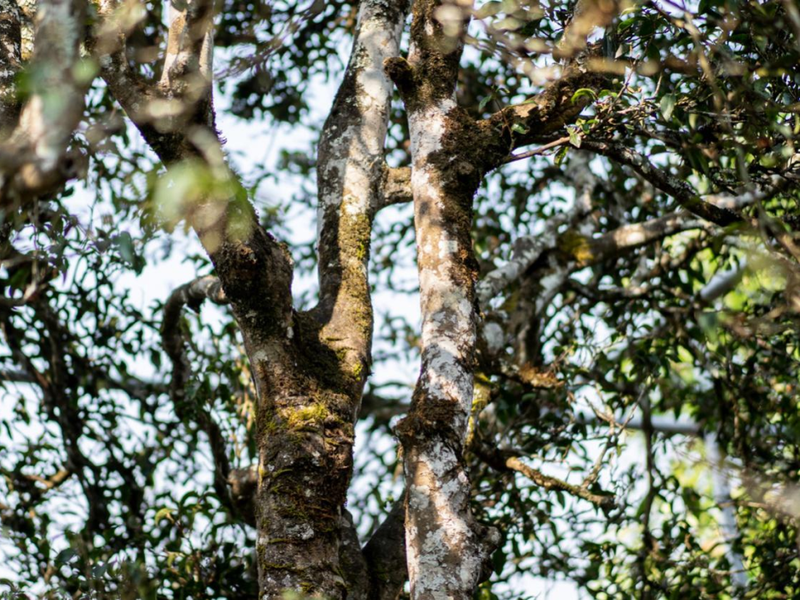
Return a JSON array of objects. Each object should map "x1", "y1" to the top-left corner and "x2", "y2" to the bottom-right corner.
[
  {"x1": 316, "y1": 0, "x2": 411, "y2": 403},
  {"x1": 0, "y1": 0, "x2": 22, "y2": 135},
  {"x1": 5, "y1": 0, "x2": 790, "y2": 598},
  {"x1": 247, "y1": 2, "x2": 411, "y2": 598},
  {"x1": 93, "y1": 0, "x2": 415, "y2": 596},
  {"x1": 387, "y1": 3, "x2": 501, "y2": 599}
]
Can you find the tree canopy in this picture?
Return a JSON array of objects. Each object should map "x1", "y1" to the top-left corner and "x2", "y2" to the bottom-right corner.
[{"x1": 2, "y1": 0, "x2": 800, "y2": 598}]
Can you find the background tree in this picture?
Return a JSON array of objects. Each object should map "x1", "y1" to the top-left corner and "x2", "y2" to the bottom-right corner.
[{"x1": 2, "y1": 0, "x2": 800, "y2": 598}]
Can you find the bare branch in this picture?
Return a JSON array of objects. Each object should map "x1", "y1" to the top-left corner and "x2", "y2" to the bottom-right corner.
[
  {"x1": 478, "y1": 151, "x2": 599, "y2": 305},
  {"x1": 315, "y1": 0, "x2": 411, "y2": 384},
  {"x1": 502, "y1": 136, "x2": 571, "y2": 164},
  {"x1": 162, "y1": 276, "x2": 239, "y2": 516},
  {"x1": 572, "y1": 211, "x2": 708, "y2": 267},
  {"x1": 475, "y1": 443, "x2": 615, "y2": 510}
]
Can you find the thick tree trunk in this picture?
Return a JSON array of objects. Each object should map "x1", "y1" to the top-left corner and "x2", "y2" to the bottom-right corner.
[
  {"x1": 252, "y1": 1, "x2": 409, "y2": 597},
  {"x1": 396, "y1": 101, "x2": 500, "y2": 600},
  {"x1": 98, "y1": 0, "x2": 412, "y2": 596}
]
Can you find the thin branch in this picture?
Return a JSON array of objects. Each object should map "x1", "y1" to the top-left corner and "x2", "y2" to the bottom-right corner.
[
  {"x1": 475, "y1": 443, "x2": 615, "y2": 510},
  {"x1": 502, "y1": 136, "x2": 571, "y2": 164},
  {"x1": 579, "y1": 139, "x2": 743, "y2": 227},
  {"x1": 162, "y1": 276, "x2": 238, "y2": 515}
]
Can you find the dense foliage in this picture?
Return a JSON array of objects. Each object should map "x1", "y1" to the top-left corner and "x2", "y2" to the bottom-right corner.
[{"x1": 2, "y1": 0, "x2": 800, "y2": 598}]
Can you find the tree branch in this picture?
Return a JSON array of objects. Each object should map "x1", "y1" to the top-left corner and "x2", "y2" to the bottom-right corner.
[
  {"x1": 579, "y1": 139, "x2": 743, "y2": 227},
  {"x1": 162, "y1": 276, "x2": 240, "y2": 516},
  {"x1": 0, "y1": 0, "x2": 88, "y2": 205},
  {"x1": 1, "y1": 302, "x2": 111, "y2": 533},
  {"x1": 474, "y1": 442, "x2": 614, "y2": 509},
  {"x1": 477, "y1": 151, "x2": 598, "y2": 305},
  {"x1": 389, "y1": 3, "x2": 502, "y2": 599},
  {"x1": 94, "y1": 0, "x2": 294, "y2": 338},
  {"x1": 315, "y1": 0, "x2": 411, "y2": 386},
  {"x1": 478, "y1": 59, "x2": 608, "y2": 167},
  {"x1": 566, "y1": 211, "x2": 708, "y2": 267},
  {"x1": 376, "y1": 166, "x2": 413, "y2": 211}
]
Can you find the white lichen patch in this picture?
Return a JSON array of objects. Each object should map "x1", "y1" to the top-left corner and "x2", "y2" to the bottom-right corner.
[
  {"x1": 406, "y1": 440, "x2": 482, "y2": 599},
  {"x1": 285, "y1": 522, "x2": 315, "y2": 541},
  {"x1": 409, "y1": 98, "x2": 456, "y2": 160},
  {"x1": 438, "y1": 237, "x2": 459, "y2": 258}
]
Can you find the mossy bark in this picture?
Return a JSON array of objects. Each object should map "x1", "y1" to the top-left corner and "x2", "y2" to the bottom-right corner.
[
  {"x1": 102, "y1": 0, "x2": 411, "y2": 597},
  {"x1": 386, "y1": 3, "x2": 501, "y2": 599}
]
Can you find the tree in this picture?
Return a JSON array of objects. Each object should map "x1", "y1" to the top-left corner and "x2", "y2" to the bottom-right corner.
[{"x1": 2, "y1": 0, "x2": 800, "y2": 598}]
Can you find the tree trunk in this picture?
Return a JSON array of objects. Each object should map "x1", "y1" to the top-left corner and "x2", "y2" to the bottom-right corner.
[{"x1": 387, "y1": 2, "x2": 501, "y2": 598}]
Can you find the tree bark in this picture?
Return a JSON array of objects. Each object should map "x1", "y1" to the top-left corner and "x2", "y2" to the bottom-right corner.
[
  {"x1": 0, "y1": 0, "x2": 86, "y2": 204},
  {"x1": 387, "y1": 2, "x2": 501, "y2": 599}
]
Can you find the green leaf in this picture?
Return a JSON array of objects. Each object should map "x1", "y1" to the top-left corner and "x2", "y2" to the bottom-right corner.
[
  {"x1": 510, "y1": 122, "x2": 530, "y2": 135},
  {"x1": 155, "y1": 507, "x2": 174, "y2": 525},
  {"x1": 554, "y1": 144, "x2": 569, "y2": 166},
  {"x1": 568, "y1": 126, "x2": 583, "y2": 148},
  {"x1": 478, "y1": 93, "x2": 494, "y2": 111},
  {"x1": 55, "y1": 549, "x2": 77, "y2": 565},
  {"x1": 660, "y1": 93, "x2": 677, "y2": 121},
  {"x1": 571, "y1": 88, "x2": 598, "y2": 104},
  {"x1": 117, "y1": 232, "x2": 135, "y2": 266}
]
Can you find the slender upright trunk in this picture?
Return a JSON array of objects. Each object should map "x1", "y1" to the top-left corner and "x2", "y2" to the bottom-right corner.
[{"x1": 386, "y1": 2, "x2": 500, "y2": 598}]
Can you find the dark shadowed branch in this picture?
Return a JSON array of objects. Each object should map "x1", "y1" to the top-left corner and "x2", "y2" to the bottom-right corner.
[{"x1": 161, "y1": 275, "x2": 243, "y2": 517}]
